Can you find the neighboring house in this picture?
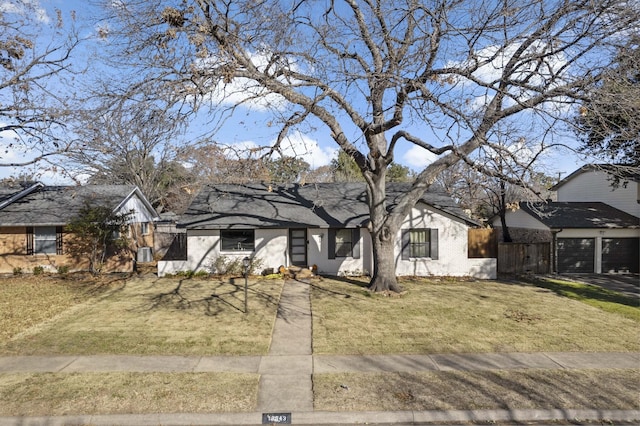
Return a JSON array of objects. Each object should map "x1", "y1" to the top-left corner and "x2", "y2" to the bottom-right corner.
[
  {"x1": 0, "y1": 182, "x2": 159, "y2": 274},
  {"x1": 492, "y1": 165, "x2": 639, "y2": 274},
  {"x1": 158, "y1": 183, "x2": 497, "y2": 279}
]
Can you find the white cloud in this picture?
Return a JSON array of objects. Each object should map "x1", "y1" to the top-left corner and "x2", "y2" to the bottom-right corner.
[
  {"x1": 192, "y1": 49, "x2": 296, "y2": 112},
  {"x1": 0, "y1": 0, "x2": 50, "y2": 23},
  {"x1": 275, "y1": 131, "x2": 337, "y2": 168},
  {"x1": 401, "y1": 145, "x2": 438, "y2": 169},
  {"x1": 222, "y1": 131, "x2": 337, "y2": 169}
]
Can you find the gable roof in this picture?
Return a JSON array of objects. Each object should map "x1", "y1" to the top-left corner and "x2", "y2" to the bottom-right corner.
[
  {"x1": 0, "y1": 184, "x2": 158, "y2": 227},
  {"x1": 551, "y1": 164, "x2": 640, "y2": 191},
  {"x1": 519, "y1": 201, "x2": 640, "y2": 229},
  {"x1": 179, "y1": 182, "x2": 477, "y2": 230}
]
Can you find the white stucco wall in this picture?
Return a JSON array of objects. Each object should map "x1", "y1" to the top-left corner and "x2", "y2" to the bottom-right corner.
[
  {"x1": 158, "y1": 205, "x2": 496, "y2": 279},
  {"x1": 307, "y1": 228, "x2": 371, "y2": 276},
  {"x1": 395, "y1": 203, "x2": 496, "y2": 279},
  {"x1": 557, "y1": 171, "x2": 639, "y2": 218},
  {"x1": 491, "y1": 208, "x2": 549, "y2": 230}
]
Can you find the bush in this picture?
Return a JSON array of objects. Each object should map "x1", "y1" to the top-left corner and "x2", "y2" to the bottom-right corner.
[
  {"x1": 12, "y1": 267, "x2": 22, "y2": 276},
  {"x1": 33, "y1": 266, "x2": 45, "y2": 275},
  {"x1": 57, "y1": 265, "x2": 70, "y2": 275},
  {"x1": 209, "y1": 256, "x2": 263, "y2": 276}
]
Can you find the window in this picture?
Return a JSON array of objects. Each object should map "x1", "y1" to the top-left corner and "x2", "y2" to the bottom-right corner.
[
  {"x1": 221, "y1": 229, "x2": 255, "y2": 251},
  {"x1": 409, "y1": 229, "x2": 429, "y2": 258},
  {"x1": 140, "y1": 222, "x2": 149, "y2": 235},
  {"x1": 27, "y1": 226, "x2": 63, "y2": 255},
  {"x1": 402, "y1": 228, "x2": 438, "y2": 260},
  {"x1": 328, "y1": 228, "x2": 360, "y2": 259}
]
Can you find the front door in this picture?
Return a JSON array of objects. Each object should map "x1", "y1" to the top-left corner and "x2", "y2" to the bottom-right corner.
[{"x1": 289, "y1": 229, "x2": 307, "y2": 267}]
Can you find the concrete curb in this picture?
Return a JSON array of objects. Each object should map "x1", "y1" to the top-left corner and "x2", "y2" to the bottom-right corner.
[{"x1": 1, "y1": 408, "x2": 638, "y2": 425}]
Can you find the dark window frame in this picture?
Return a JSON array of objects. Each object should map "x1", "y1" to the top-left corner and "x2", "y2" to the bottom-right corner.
[
  {"x1": 328, "y1": 228, "x2": 360, "y2": 259},
  {"x1": 401, "y1": 228, "x2": 439, "y2": 260},
  {"x1": 220, "y1": 229, "x2": 255, "y2": 252}
]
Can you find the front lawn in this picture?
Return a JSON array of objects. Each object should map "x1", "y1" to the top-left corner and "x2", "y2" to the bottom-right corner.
[
  {"x1": 0, "y1": 275, "x2": 283, "y2": 356},
  {"x1": 311, "y1": 277, "x2": 640, "y2": 354}
]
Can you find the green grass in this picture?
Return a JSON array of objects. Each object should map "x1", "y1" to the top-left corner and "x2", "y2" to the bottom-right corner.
[
  {"x1": 527, "y1": 277, "x2": 640, "y2": 321},
  {"x1": 311, "y1": 277, "x2": 640, "y2": 354}
]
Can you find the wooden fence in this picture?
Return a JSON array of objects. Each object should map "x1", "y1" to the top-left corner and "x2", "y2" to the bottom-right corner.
[
  {"x1": 497, "y1": 242, "x2": 551, "y2": 275},
  {"x1": 468, "y1": 228, "x2": 498, "y2": 258},
  {"x1": 468, "y1": 229, "x2": 551, "y2": 275}
]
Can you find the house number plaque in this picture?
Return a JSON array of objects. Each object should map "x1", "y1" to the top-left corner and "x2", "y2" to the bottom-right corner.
[{"x1": 262, "y1": 412, "x2": 291, "y2": 424}]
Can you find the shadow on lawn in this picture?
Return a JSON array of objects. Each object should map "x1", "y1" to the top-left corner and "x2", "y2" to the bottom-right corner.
[
  {"x1": 350, "y1": 368, "x2": 639, "y2": 411},
  {"x1": 138, "y1": 276, "x2": 280, "y2": 316},
  {"x1": 525, "y1": 277, "x2": 639, "y2": 309}
]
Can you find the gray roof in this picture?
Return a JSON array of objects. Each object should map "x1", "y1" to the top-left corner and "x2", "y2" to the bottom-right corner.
[
  {"x1": 520, "y1": 202, "x2": 640, "y2": 229},
  {"x1": 0, "y1": 184, "x2": 142, "y2": 227},
  {"x1": 179, "y1": 182, "x2": 477, "y2": 230}
]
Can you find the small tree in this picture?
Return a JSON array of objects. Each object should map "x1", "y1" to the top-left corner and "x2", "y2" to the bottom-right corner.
[{"x1": 66, "y1": 203, "x2": 132, "y2": 275}]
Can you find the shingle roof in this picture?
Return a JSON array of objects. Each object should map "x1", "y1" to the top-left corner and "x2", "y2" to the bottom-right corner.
[
  {"x1": 520, "y1": 201, "x2": 640, "y2": 229},
  {"x1": 0, "y1": 185, "x2": 140, "y2": 227},
  {"x1": 179, "y1": 182, "x2": 477, "y2": 229}
]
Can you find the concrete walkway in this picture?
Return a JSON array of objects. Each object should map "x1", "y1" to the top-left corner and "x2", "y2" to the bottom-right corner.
[{"x1": 0, "y1": 279, "x2": 639, "y2": 425}]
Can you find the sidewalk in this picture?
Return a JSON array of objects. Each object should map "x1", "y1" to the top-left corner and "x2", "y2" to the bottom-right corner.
[{"x1": 0, "y1": 280, "x2": 638, "y2": 425}]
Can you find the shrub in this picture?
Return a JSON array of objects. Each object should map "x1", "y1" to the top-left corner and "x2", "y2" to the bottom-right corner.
[
  {"x1": 209, "y1": 256, "x2": 263, "y2": 276},
  {"x1": 12, "y1": 267, "x2": 22, "y2": 275},
  {"x1": 57, "y1": 265, "x2": 70, "y2": 275},
  {"x1": 33, "y1": 266, "x2": 45, "y2": 275}
]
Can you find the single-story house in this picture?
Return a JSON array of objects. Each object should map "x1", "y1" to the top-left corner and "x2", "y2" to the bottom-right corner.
[
  {"x1": 158, "y1": 182, "x2": 497, "y2": 279},
  {"x1": 0, "y1": 181, "x2": 159, "y2": 274}
]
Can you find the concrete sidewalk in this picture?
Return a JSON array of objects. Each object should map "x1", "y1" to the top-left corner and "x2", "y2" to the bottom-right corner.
[{"x1": 0, "y1": 279, "x2": 639, "y2": 425}]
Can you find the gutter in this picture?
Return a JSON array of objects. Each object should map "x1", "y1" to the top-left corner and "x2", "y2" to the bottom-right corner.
[{"x1": 0, "y1": 182, "x2": 44, "y2": 210}]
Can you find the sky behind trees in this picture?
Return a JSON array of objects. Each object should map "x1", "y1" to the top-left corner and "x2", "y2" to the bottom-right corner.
[{"x1": 0, "y1": 0, "x2": 593, "y2": 184}]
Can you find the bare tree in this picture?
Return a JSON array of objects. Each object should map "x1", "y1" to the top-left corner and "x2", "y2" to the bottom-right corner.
[
  {"x1": 101, "y1": 0, "x2": 638, "y2": 292},
  {"x1": 0, "y1": 2, "x2": 83, "y2": 169},
  {"x1": 68, "y1": 95, "x2": 192, "y2": 211}
]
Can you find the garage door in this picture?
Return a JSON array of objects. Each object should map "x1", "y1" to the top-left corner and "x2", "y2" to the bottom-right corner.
[
  {"x1": 602, "y1": 238, "x2": 639, "y2": 273},
  {"x1": 557, "y1": 238, "x2": 595, "y2": 273}
]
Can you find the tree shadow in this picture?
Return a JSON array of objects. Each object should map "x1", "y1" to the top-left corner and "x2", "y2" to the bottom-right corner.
[
  {"x1": 521, "y1": 276, "x2": 639, "y2": 308},
  {"x1": 133, "y1": 275, "x2": 281, "y2": 316}
]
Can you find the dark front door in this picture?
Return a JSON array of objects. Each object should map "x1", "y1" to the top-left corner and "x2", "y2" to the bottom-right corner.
[{"x1": 289, "y1": 229, "x2": 307, "y2": 267}]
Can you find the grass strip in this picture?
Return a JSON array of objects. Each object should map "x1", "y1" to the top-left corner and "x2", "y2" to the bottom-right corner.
[
  {"x1": 314, "y1": 369, "x2": 640, "y2": 411},
  {"x1": 0, "y1": 372, "x2": 258, "y2": 416},
  {"x1": 527, "y1": 277, "x2": 640, "y2": 321}
]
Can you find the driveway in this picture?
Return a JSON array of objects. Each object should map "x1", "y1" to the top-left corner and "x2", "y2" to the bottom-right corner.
[{"x1": 562, "y1": 274, "x2": 639, "y2": 298}]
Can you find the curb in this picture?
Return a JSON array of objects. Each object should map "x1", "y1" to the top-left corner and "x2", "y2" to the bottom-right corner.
[{"x1": 1, "y1": 408, "x2": 639, "y2": 425}]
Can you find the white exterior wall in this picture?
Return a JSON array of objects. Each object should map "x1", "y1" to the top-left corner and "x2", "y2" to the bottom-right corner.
[
  {"x1": 491, "y1": 208, "x2": 549, "y2": 230},
  {"x1": 395, "y1": 203, "x2": 496, "y2": 279},
  {"x1": 116, "y1": 194, "x2": 157, "y2": 224},
  {"x1": 557, "y1": 171, "x2": 640, "y2": 218},
  {"x1": 307, "y1": 228, "x2": 370, "y2": 276}
]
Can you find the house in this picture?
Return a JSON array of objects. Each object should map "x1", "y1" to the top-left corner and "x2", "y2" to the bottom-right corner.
[
  {"x1": 0, "y1": 182, "x2": 159, "y2": 274},
  {"x1": 492, "y1": 165, "x2": 639, "y2": 274},
  {"x1": 158, "y1": 183, "x2": 497, "y2": 279}
]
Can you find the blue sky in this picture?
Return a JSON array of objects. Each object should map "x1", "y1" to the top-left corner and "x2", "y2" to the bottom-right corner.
[{"x1": 0, "y1": 0, "x2": 589, "y2": 184}]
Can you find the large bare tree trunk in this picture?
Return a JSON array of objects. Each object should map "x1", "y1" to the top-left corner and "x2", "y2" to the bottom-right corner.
[{"x1": 366, "y1": 171, "x2": 403, "y2": 293}]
